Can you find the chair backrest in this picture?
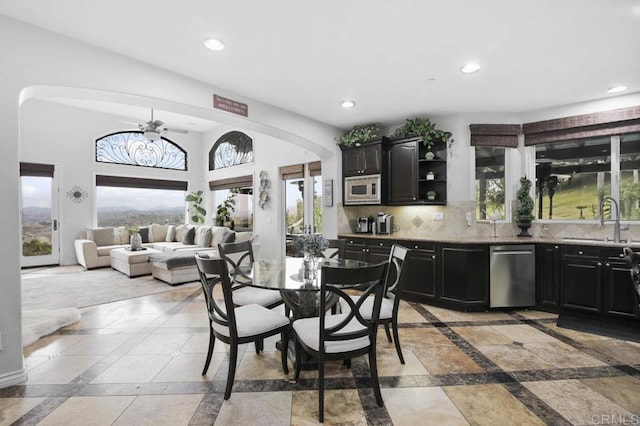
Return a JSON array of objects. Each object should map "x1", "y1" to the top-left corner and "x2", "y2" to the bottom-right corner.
[
  {"x1": 384, "y1": 244, "x2": 410, "y2": 296},
  {"x1": 623, "y1": 247, "x2": 640, "y2": 307},
  {"x1": 218, "y1": 240, "x2": 254, "y2": 272},
  {"x1": 320, "y1": 239, "x2": 346, "y2": 259},
  {"x1": 195, "y1": 254, "x2": 239, "y2": 337},
  {"x1": 319, "y1": 262, "x2": 388, "y2": 352}
]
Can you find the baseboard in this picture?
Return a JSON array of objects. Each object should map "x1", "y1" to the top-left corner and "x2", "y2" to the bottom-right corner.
[{"x1": 0, "y1": 367, "x2": 27, "y2": 389}]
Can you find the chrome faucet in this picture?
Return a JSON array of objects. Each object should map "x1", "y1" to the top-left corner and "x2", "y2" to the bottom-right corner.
[{"x1": 599, "y1": 196, "x2": 626, "y2": 243}]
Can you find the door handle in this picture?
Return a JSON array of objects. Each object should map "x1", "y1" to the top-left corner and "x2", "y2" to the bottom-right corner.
[{"x1": 53, "y1": 219, "x2": 58, "y2": 231}]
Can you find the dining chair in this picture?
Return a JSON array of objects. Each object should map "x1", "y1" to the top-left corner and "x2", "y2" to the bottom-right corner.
[
  {"x1": 195, "y1": 255, "x2": 290, "y2": 399},
  {"x1": 292, "y1": 261, "x2": 389, "y2": 423},
  {"x1": 623, "y1": 247, "x2": 640, "y2": 311},
  {"x1": 320, "y1": 238, "x2": 346, "y2": 259},
  {"x1": 339, "y1": 244, "x2": 410, "y2": 364}
]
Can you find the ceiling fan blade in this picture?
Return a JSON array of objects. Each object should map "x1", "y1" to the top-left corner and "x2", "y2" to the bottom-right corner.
[
  {"x1": 163, "y1": 128, "x2": 189, "y2": 134},
  {"x1": 151, "y1": 120, "x2": 164, "y2": 128},
  {"x1": 120, "y1": 120, "x2": 139, "y2": 126}
]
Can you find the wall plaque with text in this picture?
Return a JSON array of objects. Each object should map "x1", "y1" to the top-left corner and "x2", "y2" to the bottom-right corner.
[{"x1": 213, "y1": 94, "x2": 248, "y2": 117}]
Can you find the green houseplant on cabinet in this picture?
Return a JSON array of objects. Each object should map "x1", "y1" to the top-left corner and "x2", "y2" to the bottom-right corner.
[
  {"x1": 216, "y1": 190, "x2": 237, "y2": 229},
  {"x1": 514, "y1": 176, "x2": 535, "y2": 237},
  {"x1": 337, "y1": 122, "x2": 382, "y2": 147},
  {"x1": 392, "y1": 117, "x2": 452, "y2": 159},
  {"x1": 185, "y1": 191, "x2": 207, "y2": 224}
]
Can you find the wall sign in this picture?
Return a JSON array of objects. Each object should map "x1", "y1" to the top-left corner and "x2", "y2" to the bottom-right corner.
[
  {"x1": 213, "y1": 94, "x2": 248, "y2": 117},
  {"x1": 323, "y1": 179, "x2": 333, "y2": 207}
]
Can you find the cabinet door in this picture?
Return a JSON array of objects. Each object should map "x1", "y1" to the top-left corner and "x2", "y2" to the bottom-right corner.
[
  {"x1": 561, "y1": 256, "x2": 602, "y2": 313},
  {"x1": 362, "y1": 144, "x2": 382, "y2": 175},
  {"x1": 344, "y1": 238, "x2": 366, "y2": 261},
  {"x1": 536, "y1": 244, "x2": 561, "y2": 311},
  {"x1": 439, "y1": 244, "x2": 489, "y2": 310},
  {"x1": 388, "y1": 141, "x2": 418, "y2": 204},
  {"x1": 603, "y1": 260, "x2": 639, "y2": 318},
  {"x1": 401, "y1": 247, "x2": 437, "y2": 302},
  {"x1": 343, "y1": 149, "x2": 363, "y2": 177}
]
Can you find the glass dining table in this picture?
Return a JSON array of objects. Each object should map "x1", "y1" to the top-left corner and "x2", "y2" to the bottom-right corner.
[{"x1": 232, "y1": 256, "x2": 371, "y2": 320}]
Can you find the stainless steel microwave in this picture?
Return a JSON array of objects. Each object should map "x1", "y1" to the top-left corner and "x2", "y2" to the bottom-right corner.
[{"x1": 344, "y1": 174, "x2": 381, "y2": 205}]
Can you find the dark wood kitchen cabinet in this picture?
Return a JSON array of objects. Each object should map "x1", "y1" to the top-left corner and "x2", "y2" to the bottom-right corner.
[
  {"x1": 343, "y1": 237, "x2": 392, "y2": 263},
  {"x1": 387, "y1": 136, "x2": 447, "y2": 205},
  {"x1": 602, "y1": 247, "x2": 639, "y2": 319},
  {"x1": 439, "y1": 243, "x2": 489, "y2": 311},
  {"x1": 560, "y1": 245, "x2": 602, "y2": 314},
  {"x1": 400, "y1": 240, "x2": 437, "y2": 303},
  {"x1": 342, "y1": 138, "x2": 387, "y2": 177},
  {"x1": 536, "y1": 243, "x2": 561, "y2": 312}
]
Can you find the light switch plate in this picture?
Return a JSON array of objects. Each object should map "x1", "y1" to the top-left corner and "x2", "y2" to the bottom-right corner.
[
  {"x1": 465, "y1": 212, "x2": 473, "y2": 226},
  {"x1": 433, "y1": 212, "x2": 445, "y2": 221}
]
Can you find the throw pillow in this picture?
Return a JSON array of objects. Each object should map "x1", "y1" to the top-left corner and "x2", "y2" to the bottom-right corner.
[
  {"x1": 175, "y1": 224, "x2": 187, "y2": 242},
  {"x1": 87, "y1": 227, "x2": 115, "y2": 247},
  {"x1": 150, "y1": 223, "x2": 168, "y2": 242},
  {"x1": 165, "y1": 225, "x2": 176, "y2": 242},
  {"x1": 194, "y1": 226, "x2": 213, "y2": 247},
  {"x1": 182, "y1": 226, "x2": 196, "y2": 245},
  {"x1": 138, "y1": 226, "x2": 150, "y2": 243},
  {"x1": 220, "y1": 230, "x2": 236, "y2": 244},
  {"x1": 234, "y1": 231, "x2": 253, "y2": 243},
  {"x1": 114, "y1": 226, "x2": 129, "y2": 244}
]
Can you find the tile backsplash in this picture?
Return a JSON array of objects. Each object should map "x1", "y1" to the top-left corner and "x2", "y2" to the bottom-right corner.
[{"x1": 339, "y1": 201, "x2": 640, "y2": 242}]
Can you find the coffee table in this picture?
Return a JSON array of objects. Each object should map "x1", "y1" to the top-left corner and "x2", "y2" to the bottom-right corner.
[{"x1": 110, "y1": 247, "x2": 162, "y2": 277}]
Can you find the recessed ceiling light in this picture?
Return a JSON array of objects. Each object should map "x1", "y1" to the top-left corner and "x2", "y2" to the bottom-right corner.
[
  {"x1": 341, "y1": 100, "x2": 355, "y2": 108},
  {"x1": 461, "y1": 63, "x2": 480, "y2": 74},
  {"x1": 204, "y1": 39, "x2": 225, "y2": 51},
  {"x1": 607, "y1": 85, "x2": 627, "y2": 94}
]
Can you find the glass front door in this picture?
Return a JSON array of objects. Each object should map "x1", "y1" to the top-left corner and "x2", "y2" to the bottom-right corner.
[{"x1": 20, "y1": 173, "x2": 59, "y2": 267}]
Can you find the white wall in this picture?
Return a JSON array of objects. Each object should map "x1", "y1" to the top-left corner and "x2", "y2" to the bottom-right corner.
[{"x1": 0, "y1": 14, "x2": 341, "y2": 388}]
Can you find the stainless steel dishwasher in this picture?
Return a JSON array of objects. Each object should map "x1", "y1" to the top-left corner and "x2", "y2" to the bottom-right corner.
[{"x1": 490, "y1": 245, "x2": 536, "y2": 308}]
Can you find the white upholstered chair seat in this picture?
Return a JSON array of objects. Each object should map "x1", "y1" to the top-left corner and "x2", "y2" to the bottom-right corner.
[
  {"x1": 232, "y1": 286, "x2": 283, "y2": 307},
  {"x1": 292, "y1": 313, "x2": 370, "y2": 353},
  {"x1": 339, "y1": 295, "x2": 394, "y2": 320},
  {"x1": 212, "y1": 304, "x2": 290, "y2": 338}
]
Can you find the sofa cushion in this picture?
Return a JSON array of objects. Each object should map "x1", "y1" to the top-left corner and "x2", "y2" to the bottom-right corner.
[
  {"x1": 220, "y1": 230, "x2": 235, "y2": 244},
  {"x1": 194, "y1": 226, "x2": 212, "y2": 247},
  {"x1": 182, "y1": 226, "x2": 196, "y2": 245},
  {"x1": 114, "y1": 227, "x2": 129, "y2": 245},
  {"x1": 210, "y1": 226, "x2": 231, "y2": 246},
  {"x1": 166, "y1": 225, "x2": 176, "y2": 242},
  {"x1": 175, "y1": 224, "x2": 188, "y2": 242},
  {"x1": 87, "y1": 227, "x2": 115, "y2": 247},
  {"x1": 150, "y1": 223, "x2": 169, "y2": 243},
  {"x1": 139, "y1": 226, "x2": 150, "y2": 243},
  {"x1": 235, "y1": 231, "x2": 254, "y2": 243}
]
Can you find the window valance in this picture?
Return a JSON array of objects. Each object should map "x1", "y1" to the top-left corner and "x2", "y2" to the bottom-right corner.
[{"x1": 469, "y1": 124, "x2": 520, "y2": 148}]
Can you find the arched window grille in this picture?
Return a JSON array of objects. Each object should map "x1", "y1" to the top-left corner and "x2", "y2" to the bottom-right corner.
[
  {"x1": 96, "y1": 131, "x2": 187, "y2": 171},
  {"x1": 209, "y1": 131, "x2": 254, "y2": 170}
]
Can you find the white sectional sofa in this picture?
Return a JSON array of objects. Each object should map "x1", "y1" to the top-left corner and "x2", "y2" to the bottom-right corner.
[{"x1": 74, "y1": 223, "x2": 250, "y2": 270}]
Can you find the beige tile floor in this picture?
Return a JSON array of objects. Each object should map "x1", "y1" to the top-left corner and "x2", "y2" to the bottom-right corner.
[{"x1": 2, "y1": 284, "x2": 640, "y2": 425}]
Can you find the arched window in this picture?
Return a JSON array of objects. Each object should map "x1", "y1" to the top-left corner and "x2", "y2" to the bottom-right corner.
[
  {"x1": 209, "y1": 131, "x2": 254, "y2": 170},
  {"x1": 96, "y1": 131, "x2": 187, "y2": 171}
]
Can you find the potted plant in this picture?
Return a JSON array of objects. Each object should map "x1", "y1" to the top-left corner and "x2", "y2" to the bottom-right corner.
[
  {"x1": 514, "y1": 176, "x2": 535, "y2": 237},
  {"x1": 392, "y1": 117, "x2": 452, "y2": 159},
  {"x1": 185, "y1": 190, "x2": 207, "y2": 224},
  {"x1": 337, "y1": 122, "x2": 382, "y2": 147},
  {"x1": 216, "y1": 190, "x2": 237, "y2": 229}
]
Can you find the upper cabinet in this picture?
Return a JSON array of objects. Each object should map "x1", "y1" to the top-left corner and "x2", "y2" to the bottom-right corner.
[
  {"x1": 387, "y1": 137, "x2": 447, "y2": 205},
  {"x1": 342, "y1": 138, "x2": 387, "y2": 177}
]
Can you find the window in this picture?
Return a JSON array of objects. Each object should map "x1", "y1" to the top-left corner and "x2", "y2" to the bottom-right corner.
[
  {"x1": 209, "y1": 131, "x2": 254, "y2": 170},
  {"x1": 535, "y1": 137, "x2": 611, "y2": 220},
  {"x1": 95, "y1": 176, "x2": 187, "y2": 226},
  {"x1": 620, "y1": 133, "x2": 640, "y2": 220},
  {"x1": 209, "y1": 175, "x2": 253, "y2": 231},
  {"x1": 96, "y1": 132, "x2": 187, "y2": 171},
  {"x1": 475, "y1": 146, "x2": 506, "y2": 220}
]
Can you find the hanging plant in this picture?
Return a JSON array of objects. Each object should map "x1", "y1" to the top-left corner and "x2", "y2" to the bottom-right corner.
[
  {"x1": 337, "y1": 122, "x2": 381, "y2": 147},
  {"x1": 392, "y1": 117, "x2": 453, "y2": 151}
]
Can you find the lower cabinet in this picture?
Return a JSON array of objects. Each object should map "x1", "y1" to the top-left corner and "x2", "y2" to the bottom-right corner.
[
  {"x1": 439, "y1": 244, "x2": 489, "y2": 311},
  {"x1": 536, "y1": 244, "x2": 561, "y2": 311},
  {"x1": 602, "y1": 248, "x2": 639, "y2": 319},
  {"x1": 560, "y1": 245, "x2": 602, "y2": 314},
  {"x1": 343, "y1": 237, "x2": 392, "y2": 263},
  {"x1": 399, "y1": 241, "x2": 437, "y2": 303}
]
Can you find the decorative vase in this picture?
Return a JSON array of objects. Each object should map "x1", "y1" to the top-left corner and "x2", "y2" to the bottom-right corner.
[
  {"x1": 516, "y1": 220, "x2": 532, "y2": 237},
  {"x1": 303, "y1": 252, "x2": 318, "y2": 282},
  {"x1": 130, "y1": 232, "x2": 143, "y2": 250},
  {"x1": 425, "y1": 151, "x2": 435, "y2": 160}
]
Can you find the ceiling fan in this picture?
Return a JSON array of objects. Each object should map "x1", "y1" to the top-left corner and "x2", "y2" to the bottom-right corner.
[{"x1": 130, "y1": 109, "x2": 189, "y2": 141}]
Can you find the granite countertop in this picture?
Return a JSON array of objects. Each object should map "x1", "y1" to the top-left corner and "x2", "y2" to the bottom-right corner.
[{"x1": 338, "y1": 233, "x2": 640, "y2": 248}]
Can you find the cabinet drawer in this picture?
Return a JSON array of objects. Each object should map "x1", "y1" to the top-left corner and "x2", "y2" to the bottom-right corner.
[
  {"x1": 405, "y1": 240, "x2": 436, "y2": 252},
  {"x1": 603, "y1": 247, "x2": 629, "y2": 263},
  {"x1": 562, "y1": 245, "x2": 600, "y2": 258},
  {"x1": 367, "y1": 239, "x2": 394, "y2": 249},
  {"x1": 344, "y1": 238, "x2": 365, "y2": 246}
]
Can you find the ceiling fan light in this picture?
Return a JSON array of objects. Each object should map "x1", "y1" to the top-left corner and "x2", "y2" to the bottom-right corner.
[
  {"x1": 204, "y1": 39, "x2": 225, "y2": 51},
  {"x1": 144, "y1": 130, "x2": 161, "y2": 141}
]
